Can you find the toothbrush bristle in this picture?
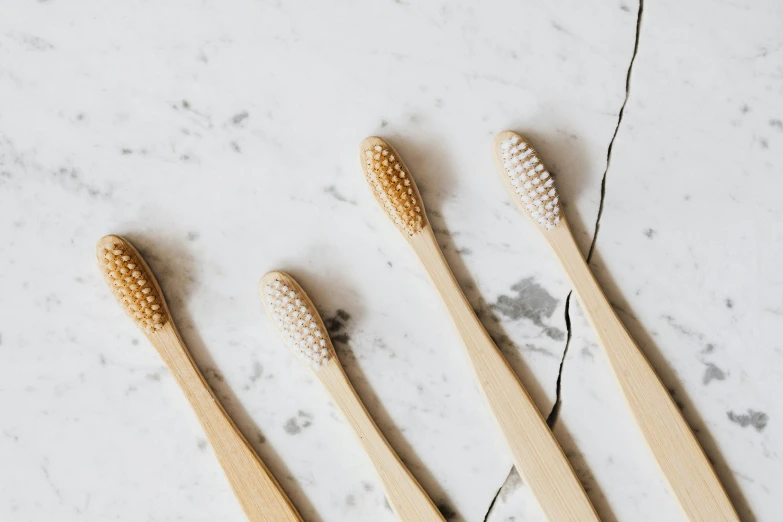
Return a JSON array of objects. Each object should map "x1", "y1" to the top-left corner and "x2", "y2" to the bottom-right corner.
[
  {"x1": 96, "y1": 235, "x2": 167, "y2": 334},
  {"x1": 496, "y1": 132, "x2": 562, "y2": 230},
  {"x1": 360, "y1": 137, "x2": 425, "y2": 236},
  {"x1": 261, "y1": 272, "x2": 332, "y2": 371}
]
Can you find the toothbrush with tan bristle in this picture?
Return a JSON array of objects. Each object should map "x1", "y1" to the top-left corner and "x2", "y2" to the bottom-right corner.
[
  {"x1": 260, "y1": 271, "x2": 446, "y2": 522},
  {"x1": 96, "y1": 235, "x2": 302, "y2": 522},
  {"x1": 492, "y1": 131, "x2": 740, "y2": 521},
  {"x1": 359, "y1": 137, "x2": 599, "y2": 522}
]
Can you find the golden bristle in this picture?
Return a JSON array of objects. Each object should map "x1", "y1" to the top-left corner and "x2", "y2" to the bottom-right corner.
[
  {"x1": 96, "y1": 235, "x2": 168, "y2": 334},
  {"x1": 360, "y1": 137, "x2": 426, "y2": 237}
]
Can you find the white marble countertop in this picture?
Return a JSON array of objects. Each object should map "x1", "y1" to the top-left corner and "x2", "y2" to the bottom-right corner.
[{"x1": 2, "y1": 0, "x2": 781, "y2": 520}]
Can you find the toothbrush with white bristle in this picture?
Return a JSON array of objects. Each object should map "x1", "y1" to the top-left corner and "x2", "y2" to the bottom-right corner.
[
  {"x1": 359, "y1": 136, "x2": 599, "y2": 522},
  {"x1": 492, "y1": 131, "x2": 740, "y2": 522},
  {"x1": 260, "y1": 271, "x2": 446, "y2": 522},
  {"x1": 96, "y1": 235, "x2": 302, "y2": 522}
]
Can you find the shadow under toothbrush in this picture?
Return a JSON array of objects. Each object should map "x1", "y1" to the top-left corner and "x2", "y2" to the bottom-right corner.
[
  {"x1": 335, "y1": 338, "x2": 467, "y2": 522},
  {"x1": 586, "y1": 249, "x2": 757, "y2": 522},
  {"x1": 285, "y1": 265, "x2": 466, "y2": 522},
  {"x1": 383, "y1": 135, "x2": 619, "y2": 518},
  {"x1": 123, "y1": 233, "x2": 323, "y2": 522},
  {"x1": 549, "y1": 420, "x2": 621, "y2": 522}
]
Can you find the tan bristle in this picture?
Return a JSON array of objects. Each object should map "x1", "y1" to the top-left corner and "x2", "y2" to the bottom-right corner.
[
  {"x1": 495, "y1": 132, "x2": 562, "y2": 230},
  {"x1": 96, "y1": 235, "x2": 168, "y2": 334},
  {"x1": 360, "y1": 137, "x2": 426, "y2": 237},
  {"x1": 261, "y1": 272, "x2": 333, "y2": 371}
]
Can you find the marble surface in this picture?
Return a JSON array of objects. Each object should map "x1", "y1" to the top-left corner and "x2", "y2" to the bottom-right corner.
[{"x1": 0, "y1": 0, "x2": 780, "y2": 521}]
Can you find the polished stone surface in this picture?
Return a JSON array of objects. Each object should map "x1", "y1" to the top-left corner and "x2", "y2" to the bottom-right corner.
[{"x1": 1, "y1": 0, "x2": 780, "y2": 520}]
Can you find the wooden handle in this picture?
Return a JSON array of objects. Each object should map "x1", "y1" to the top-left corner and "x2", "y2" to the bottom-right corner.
[
  {"x1": 318, "y1": 359, "x2": 445, "y2": 522},
  {"x1": 149, "y1": 322, "x2": 302, "y2": 522},
  {"x1": 410, "y1": 227, "x2": 599, "y2": 522},
  {"x1": 547, "y1": 221, "x2": 739, "y2": 521}
]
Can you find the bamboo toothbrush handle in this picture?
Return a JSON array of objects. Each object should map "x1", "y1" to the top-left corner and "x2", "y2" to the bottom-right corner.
[
  {"x1": 410, "y1": 227, "x2": 598, "y2": 522},
  {"x1": 318, "y1": 360, "x2": 446, "y2": 522},
  {"x1": 149, "y1": 323, "x2": 302, "y2": 522},
  {"x1": 547, "y1": 224, "x2": 739, "y2": 521}
]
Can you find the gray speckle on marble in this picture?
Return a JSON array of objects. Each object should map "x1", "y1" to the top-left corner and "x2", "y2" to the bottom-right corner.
[
  {"x1": 325, "y1": 309, "x2": 352, "y2": 344},
  {"x1": 662, "y1": 315, "x2": 704, "y2": 340},
  {"x1": 283, "y1": 410, "x2": 313, "y2": 435},
  {"x1": 702, "y1": 362, "x2": 726, "y2": 385},
  {"x1": 493, "y1": 278, "x2": 564, "y2": 341},
  {"x1": 249, "y1": 361, "x2": 263, "y2": 382},
  {"x1": 727, "y1": 410, "x2": 768, "y2": 432},
  {"x1": 15, "y1": 32, "x2": 54, "y2": 51},
  {"x1": 324, "y1": 185, "x2": 356, "y2": 205},
  {"x1": 231, "y1": 111, "x2": 249, "y2": 125},
  {"x1": 283, "y1": 418, "x2": 301, "y2": 435}
]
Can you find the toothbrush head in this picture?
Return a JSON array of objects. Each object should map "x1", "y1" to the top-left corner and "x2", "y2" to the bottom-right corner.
[
  {"x1": 96, "y1": 235, "x2": 168, "y2": 334},
  {"x1": 493, "y1": 131, "x2": 562, "y2": 230},
  {"x1": 260, "y1": 271, "x2": 334, "y2": 371},
  {"x1": 359, "y1": 136, "x2": 428, "y2": 237}
]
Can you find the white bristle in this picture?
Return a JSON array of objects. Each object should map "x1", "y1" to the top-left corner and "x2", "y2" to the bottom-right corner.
[
  {"x1": 265, "y1": 277, "x2": 331, "y2": 371},
  {"x1": 498, "y1": 135, "x2": 562, "y2": 230}
]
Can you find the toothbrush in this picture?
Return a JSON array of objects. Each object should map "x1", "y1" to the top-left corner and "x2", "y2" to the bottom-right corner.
[
  {"x1": 491, "y1": 131, "x2": 740, "y2": 521},
  {"x1": 96, "y1": 235, "x2": 302, "y2": 522},
  {"x1": 359, "y1": 137, "x2": 599, "y2": 522},
  {"x1": 260, "y1": 271, "x2": 446, "y2": 522}
]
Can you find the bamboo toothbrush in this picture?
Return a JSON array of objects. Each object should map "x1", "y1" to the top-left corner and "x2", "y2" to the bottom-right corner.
[
  {"x1": 260, "y1": 271, "x2": 446, "y2": 522},
  {"x1": 358, "y1": 137, "x2": 599, "y2": 522},
  {"x1": 491, "y1": 131, "x2": 740, "y2": 521},
  {"x1": 96, "y1": 235, "x2": 302, "y2": 522}
]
